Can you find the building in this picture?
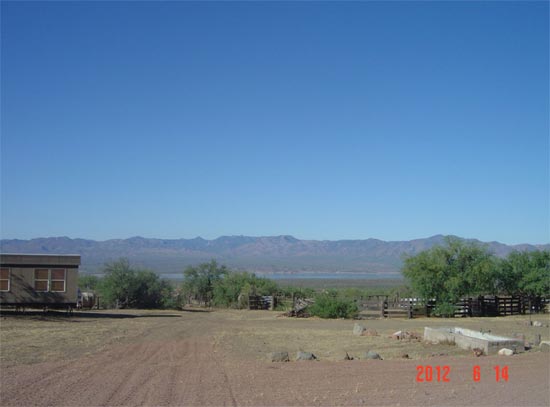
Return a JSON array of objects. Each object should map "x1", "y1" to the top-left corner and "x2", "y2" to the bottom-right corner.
[{"x1": 0, "y1": 254, "x2": 80, "y2": 309}]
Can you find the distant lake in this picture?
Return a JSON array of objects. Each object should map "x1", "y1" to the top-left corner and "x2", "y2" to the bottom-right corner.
[{"x1": 160, "y1": 272, "x2": 400, "y2": 281}]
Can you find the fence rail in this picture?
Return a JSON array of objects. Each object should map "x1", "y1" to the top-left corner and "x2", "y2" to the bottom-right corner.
[{"x1": 357, "y1": 295, "x2": 549, "y2": 319}]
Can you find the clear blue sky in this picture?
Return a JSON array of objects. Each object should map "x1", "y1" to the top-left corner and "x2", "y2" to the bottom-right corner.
[{"x1": 1, "y1": 1, "x2": 548, "y2": 245}]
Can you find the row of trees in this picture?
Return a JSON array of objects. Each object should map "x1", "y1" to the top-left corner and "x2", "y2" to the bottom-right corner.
[
  {"x1": 80, "y1": 259, "x2": 350, "y2": 317},
  {"x1": 402, "y1": 237, "x2": 550, "y2": 312},
  {"x1": 81, "y1": 259, "x2": 282, "y2": 310}
]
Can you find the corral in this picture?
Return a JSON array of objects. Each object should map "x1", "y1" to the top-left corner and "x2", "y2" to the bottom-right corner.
[
  {"x1": 1, "y1": 308, "x2": 549, "y2": 406},
  {"x1": 359, "y1": 295, "x2": 549, "y2": 319}
]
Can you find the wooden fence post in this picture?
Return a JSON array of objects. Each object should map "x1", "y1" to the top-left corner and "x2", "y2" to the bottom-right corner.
[{"x1": 380, "y1": 299, "x2": 389, "y2": 319}]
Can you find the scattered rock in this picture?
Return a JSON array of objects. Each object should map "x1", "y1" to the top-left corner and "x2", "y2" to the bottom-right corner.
[
  {"x1": 362, "y1": 328, "x2": 378, "y2": 337},
  {"x1": 472, "y1": 348, "x2": 484, "y2": 357},
  {"x1": 406, "y1": 331, "x2": 421, "y2": 341},
  {"x1": 361, "y1": 351, "x2": 382, "y2": 360},
  {"x1": 540, "y1": 341, "x2": 550, "y2": 352},
  {"x1": 498, "y1": 348, "x2": 514, "y2": 356},
  {"x1": 353, "y1": 323, "x2": 366, "y2": 336},
  {"x1": 340, "y1": 352, "x2": 353, "y2": 361},
  {"x1": 391, "y1": 330, "x2": 420, "y2": 341},
  {"x1": 391, "y1": 330, "x2": 402, "y2": 339},
  {"x1": 532, "y1": 321, "x2": 543, "y2": 327},
  {"x1": 270, "y1": 352, "x2": 290, "y2": 362},
  {"x1": 296, "y1": 351, "x2": 317, "y2": 361}
]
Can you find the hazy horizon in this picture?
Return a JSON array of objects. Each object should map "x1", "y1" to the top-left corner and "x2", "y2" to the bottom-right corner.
[{"x1": 2, "y1": 232, "x2": 549, "y2": 247}]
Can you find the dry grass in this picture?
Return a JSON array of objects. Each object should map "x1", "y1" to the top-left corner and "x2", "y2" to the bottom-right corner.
[
  {"x1": 215, "y1": 311, "x2": 550, "y2": 361},
  {"x1": 0, "y1": 310, "x2": 179, "y2": 366},
  {"x1": 1, "y1": 308, "x2": 548, "y2": 367}
]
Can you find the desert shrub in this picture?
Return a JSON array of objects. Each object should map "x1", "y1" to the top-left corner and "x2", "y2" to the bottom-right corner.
[
  {"x1": 309, "y1": 292, "x2": 358, "y2": 319},
  {"x1": 212, "y1": 271, "x2": 278, "y2": 308},
  {"x1": 433, "y1": 302, "x2": 456, "y2": 318},
  {"x1": 97, "y1": 258, "x2": 173, "y2": 309}
]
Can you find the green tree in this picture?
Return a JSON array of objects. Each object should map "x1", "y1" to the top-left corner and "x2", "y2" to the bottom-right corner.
[
  {"x1": 78, "y1": 274, "x2": 100, "y2": 291},
  {"x1": 133, "y1": 270, "x2": 173, "y2": 309},
  {"x1": 497, "y1": 250, "x2": 550, "y2": 297},
  {"x1": 520, "y1": 250, "x2": 550, "y2": 297},
  {"x1": 99, "y1": 258, "x2": 138, "y2": 308},
  {"x1": 182, "y1": 260, "x2": 228, "y2": 306},
  {"x1": 402, "y1": 237, "x2": 497, "y2": 305},
  {"x1": 97, "y1": 258, "x2": 173, "y2": 309}
]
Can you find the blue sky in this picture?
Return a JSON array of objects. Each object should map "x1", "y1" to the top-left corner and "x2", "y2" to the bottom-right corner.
[{"x1": 1, "y1": 1, "x2": 548, "y2": 245}]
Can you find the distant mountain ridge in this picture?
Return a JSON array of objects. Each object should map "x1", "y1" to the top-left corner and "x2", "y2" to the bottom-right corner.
[{"x1": 1, "y1": 235, "x2": 548, "y2": 276}]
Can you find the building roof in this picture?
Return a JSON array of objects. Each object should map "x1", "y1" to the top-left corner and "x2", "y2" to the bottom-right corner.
[{"x1": 0, "y1": 254, "x2": 81, "y2": 267}]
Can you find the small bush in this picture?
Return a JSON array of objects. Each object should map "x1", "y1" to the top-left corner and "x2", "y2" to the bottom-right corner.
[
  {"x1": 433, "y1": 302, "x2": 456, "y2": 318},
  {"x1": 309, "y1": 293, "x2": 358, "y2": 319},
  {"x1": 212, "y1": 271, "x2": 278, "y2": 308}
]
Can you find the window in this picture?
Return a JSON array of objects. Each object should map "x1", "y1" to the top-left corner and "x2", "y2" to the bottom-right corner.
[
  {"x1": 50, "y1": 269, "x2": 66, "y2": 292},
  {"x1": 34, "y1": 269, "x2": 49, "y2": 291},
  {"x1": 0, "y1": 268, "x2": 10, "y2": 292},
  {"x1": 34, "y1": 268, "x2": 67, "y2": 293}
]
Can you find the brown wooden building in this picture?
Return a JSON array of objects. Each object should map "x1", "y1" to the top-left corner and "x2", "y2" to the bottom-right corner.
[{"x1": 0, "y1": 254, "x2": 80, "y2": 309}]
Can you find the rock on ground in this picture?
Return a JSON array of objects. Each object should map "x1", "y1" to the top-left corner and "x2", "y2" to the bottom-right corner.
[
  {"x1": 361, "y1": 351, "x2": 382, "y2": 360},
  {"x1": 342, "y1": 352, "x2": 353, "y2": 360},
  {"x1": 296, "y1": 351, "x2": 317, "y2": 361},
  {"x1": 353, "y1": 323, "x2": 366, "y2": 336},
  {"x1": 540, "y1": 341, "x2": 550, "y2": 352},
  {"x1": 498, "y1": 348, "x2": 514, "y2": 356},
  {"x1": 270, "y1": 352, "x2": 290, "y2": 362},
  {"x1": 339, "y1": 352, "x2": 353, "y2": 360},
  {"x1": 391, "y1": 330, "x2": 402, "y2": 339},
  {"x1": 362, "y1": 328, "x2": 378, "y2": 336}
]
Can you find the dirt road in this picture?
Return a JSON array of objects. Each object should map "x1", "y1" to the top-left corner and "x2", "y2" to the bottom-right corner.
[{"x1": 1, "y1": 310, "x2": 549, "y2": 406}]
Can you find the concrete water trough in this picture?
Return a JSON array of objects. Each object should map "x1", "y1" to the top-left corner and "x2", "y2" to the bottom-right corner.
[{"x1": 424, "y1": 327, "x2": 525, "y2": 355}]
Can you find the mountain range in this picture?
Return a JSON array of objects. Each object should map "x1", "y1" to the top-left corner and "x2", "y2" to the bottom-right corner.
[{"x1": 1, "y1": 235, "x2": 548, "y2": 277}]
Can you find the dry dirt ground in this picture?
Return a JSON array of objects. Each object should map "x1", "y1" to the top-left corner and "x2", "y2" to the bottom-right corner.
[{"x1": 1, "y1": 309, "x2": 549, "y2": 406}]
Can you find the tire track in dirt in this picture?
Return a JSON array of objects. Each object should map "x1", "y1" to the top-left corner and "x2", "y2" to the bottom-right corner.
[
  {"x1": 98, "y1": 342, "x2": 166, "y2": 406},
  {"x1": 0, "y1": 359, "x2": 74, "y2": 390},
  {"x1": 2, "y1": 334, "x2": 239, "y2": 407}
]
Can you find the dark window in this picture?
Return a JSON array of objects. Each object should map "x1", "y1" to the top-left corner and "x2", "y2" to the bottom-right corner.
[
  {"x1": 0, "y1": 268, "x2": 10, "y2": 291},
  {"x1": 50, "y1": 269, "x2": 66, "y2": 292},
  {"x1": 34, "y1": 269, "x2": 67, "y2": 292},
  {"x1": 34, "y1": 269, "x2": 50, "y2": 292}
]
